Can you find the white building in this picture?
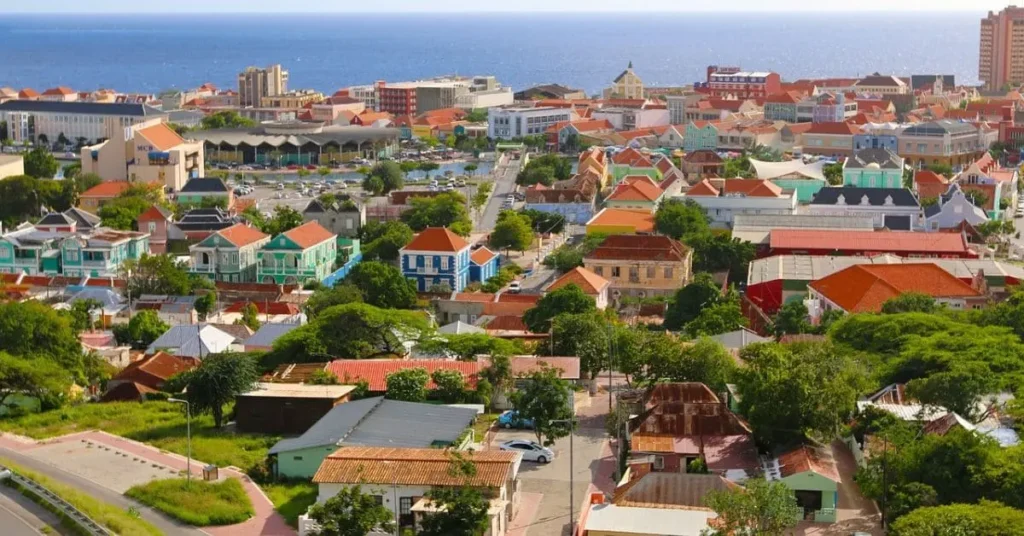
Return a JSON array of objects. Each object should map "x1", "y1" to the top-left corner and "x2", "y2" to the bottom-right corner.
[
  {"x1": 681, "y1": 178, "x2": 798, "y2": 228},
  {"x1": 0, "y1": 100, "x2": 167, "y2": 146},
  {"x1": 592, "y1": 107, "x2": 670, "y2": 130},
  {"x1": 488, "y1": 106, "x2": 573, "y2": 139},
  {"x1": 456, "y1": 87, "x2": 514, "y2": 109}
]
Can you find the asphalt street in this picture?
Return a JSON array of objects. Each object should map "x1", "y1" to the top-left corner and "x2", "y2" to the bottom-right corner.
[{"x1": 478, "y1": 156, "x2": 523, "y2": 232}]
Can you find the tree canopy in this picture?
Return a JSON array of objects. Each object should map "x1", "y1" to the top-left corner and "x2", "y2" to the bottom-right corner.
[
  {"x1": 703, "y1": 478, "x2": 798, "y2": 536},
  {"x1": 490, "y1": 210, "x2": 533, "y2": 253},
  {"x1": 121, "y1": 254, "x2": 196, "y2": 296},
  {"x1": 304, "y1": 283, "x2": 364, "y2": 318},
  {"x1": 112, "y1": 310, "x2": 170, "y2": 349},
  {"x1": 654, "y1": 199, "x2": 710, "y2": 242},
  {"x1": 0, "y1": 301, "x2": 91, "y2": 384},
  {"x1": 361, "y1": 161, "x2": 405, "y2": 196},
  {"x1": 523, "y1": 284, "x2": 597, "y2": 333},
  {"x1": 199, "y1": 111, "x2": 256, "y2": 130},
  {"x1": 306, "y1": 484, "x2": 395, "y2": 536},
  {"x1": 385, "y1": 367, "x2": 429, "y2": 402},
  {"x1": 344, "y1": 261, "x2": 417, "y2": 309},
  {"x1": 359, "y1": 220, "x2": 414, "y2": 262},
  {"x1": 170, "y1": 352, "x2": 260, "y2": 428},
  {"x1": 23, "y1": 147, "x2": 59, "y2": 178},
  {"x1": 401, "y1": 192, "x2": 472, "y2": 236},
  {"x1": 515, "y1": 154, "x2": 572, "y2": 187},
  {"x1": 890, "y1": 502, "x2": 1024, "y2": 536},
  {"x1": 511, "y1": 365, "x2": 574, "y2": 446},
  {"x1": 663, "y1": 273, "x2": 723, "y2": 330}
]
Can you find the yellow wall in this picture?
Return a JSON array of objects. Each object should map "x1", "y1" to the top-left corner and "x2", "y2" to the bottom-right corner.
[
  {"x1": 586, "y1": 224, "x2": 636, "y2": 235},
  {"x1": 0, "y1": 156, "x2": 24, "y2": 180}
]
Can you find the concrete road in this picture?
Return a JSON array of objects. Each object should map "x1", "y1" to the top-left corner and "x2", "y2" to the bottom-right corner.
[
  {"x1": 0, "y1": 487, "x2": 64, "y2": 535},
  {"x1": 478, "y1": 156, "x2": 523, "y2": 232},
  {"x1": 0, "y1": 445, "x2": 203, "y2": 536}
]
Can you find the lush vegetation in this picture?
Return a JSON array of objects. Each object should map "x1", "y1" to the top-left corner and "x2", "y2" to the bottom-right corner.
[
  {"x1": 654, "y1": 199, "x2": 754, "y2": 282},
  {"x1": 264, "y1": 480, "x2": 319, "y2": 527},
  {"x1": 515, "y1": 154, "x2": 572, "y2": 186},
  {"x1": 401, "y1": 191, "x2": 472, "y2": 236},
  {"x1": 304, "y1": 483, "x2": 395, "y2": 536},
  {"x1": 359, "y1": 220, "x2": 414, "y2": 262},
  {"x1": 125, "y1": 477, "x2": 254, "y2": 526}
]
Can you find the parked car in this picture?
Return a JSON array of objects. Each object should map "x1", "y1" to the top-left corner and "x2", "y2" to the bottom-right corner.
[
  {"x1": 497, "y1": 410, "x2": 533, "y2": 429},
  {"x1": 498, "y1": 440, "x2": 553, "y2": 464},
  {"x1": 507, "y1": 281, "x2": 522, "y2": 294}
]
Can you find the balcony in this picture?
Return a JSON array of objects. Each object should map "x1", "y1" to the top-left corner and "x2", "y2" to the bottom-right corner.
[{"x1": 415, "y1": 267, "x2": 439, "y2": 275}]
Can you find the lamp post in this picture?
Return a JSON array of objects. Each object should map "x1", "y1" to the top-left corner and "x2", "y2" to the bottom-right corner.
[{"x1": 168, "y1": 398, "x2": 192, "y2": 486}]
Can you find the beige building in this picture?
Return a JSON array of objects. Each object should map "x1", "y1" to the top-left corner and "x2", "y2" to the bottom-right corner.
[
  {"x1": 852, "y1": 74, "x2": 909, "y2": 95},
  {"x1": 583, "y1": 235, "x2": 692, "y2": 298},
  {"x1": 0, "y1": 100, "x2": 166, "y2": 146},
  {"x1": 980, "y1": 7, "x2": 1024, "y2": 90},
  {"x1": 81, "y1": 119, "x2": 203, "y2": 192},
  {"x1": 604, "y1": 62, "x2": 645, "y2": 100},
  {"x1": 238, "y1": 64, "x2": 289, "y2": 107},
  {"x1": 262, "y1": 90, "x2": 324, "y2": 109},
  {"x1": 0, "y1": 154, "x2": 24, "y2": 180},
  {"x1": 0, "y1": 87, "x2": 17, "y2": 104}
]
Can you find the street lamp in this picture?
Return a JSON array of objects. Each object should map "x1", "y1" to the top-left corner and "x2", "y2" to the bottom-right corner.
[{"x1": 168, "y1": 398, "x2": 192, "y2": 486}]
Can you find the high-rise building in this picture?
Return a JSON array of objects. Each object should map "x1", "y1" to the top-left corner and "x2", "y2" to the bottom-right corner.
[
  {"x1": 980, "y1": 7, "x2": 1024, "y2": 91},
  {"x1": 237, "y1": 64, "x2": 289, "y2": 108}
]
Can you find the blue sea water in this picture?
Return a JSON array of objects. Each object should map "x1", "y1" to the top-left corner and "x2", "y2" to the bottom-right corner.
[{"x1": 0, "y1": 12, "x2": 980, "y2": 95}]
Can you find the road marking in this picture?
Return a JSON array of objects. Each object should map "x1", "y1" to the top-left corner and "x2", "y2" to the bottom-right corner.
[{"x1": 0, "y1": 494, "x2": 45, "y2": 535}]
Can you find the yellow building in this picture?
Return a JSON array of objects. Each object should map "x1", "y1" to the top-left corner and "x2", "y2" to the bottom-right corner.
[
  {"x1": 583, "y1": 234, "x2": 692, "y2": 298},
  {"x1": 81, "y1": 119, "x2": 204, "y2": 192},
  {"x1": 262, "y1": 90, "x2": 324, "y2": 109},
  {"x1": 0, "y1": 154, "x2": 24, "y2": 180},
  {"x1": 604, "y1": 62, "x2": 645, "y2": 100}
]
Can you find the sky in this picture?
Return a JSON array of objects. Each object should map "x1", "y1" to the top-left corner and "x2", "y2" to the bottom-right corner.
[{"x1": 1, "y1": 0, "x2": 1011, "y2": 13}]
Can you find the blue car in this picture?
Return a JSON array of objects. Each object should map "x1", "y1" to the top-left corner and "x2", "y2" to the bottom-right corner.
[{"x1": 498, "y1": 410, "x2": 535, "y2": 430}]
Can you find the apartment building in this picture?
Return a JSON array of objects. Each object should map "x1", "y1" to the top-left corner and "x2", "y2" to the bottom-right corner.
[
  {"x1": 897, "y1": 120, "x2": 984, "y2": 168},
  {"x1": 0, "y1": 217, "x2": 148, "y2": 278},
  {"x1": 189, "y1": 223, "x2": 271, "y2": 283},
  {"x1": 705, "y1": 66, "x2": 781, "y2": 99},
  {"x1": 81, "y1": 119, "x2": 204, "y2": 192},
  {"x1": 583, "y1": 235, "x2": 692, "y2": 298},
  {"x1": 0, "y1": 100, "x2": 166, "y2": 145},
  {"x1": 979, "y1": 7, "x2": 1024, "y2": 90},
  {"x1": 237, "y1": 64, "x2": 289, "y2": 107},
  {"x1": 488, "y1": 106, "x2": 573, "y2": 139}
]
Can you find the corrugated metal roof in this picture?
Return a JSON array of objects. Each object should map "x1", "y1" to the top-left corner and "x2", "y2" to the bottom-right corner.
[
  {"x1": 312, "y1": 446, "x2": 519, "y2": 488},
  {"x1": 244, "y1": 322, "x2": 300, "y2": 347},
  {"x1": 613, "y1": 472, "x2": 739, "y2": 510}
]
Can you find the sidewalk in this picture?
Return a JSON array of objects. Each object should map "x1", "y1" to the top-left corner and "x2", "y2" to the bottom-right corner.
[{"x1": 0, "y1": 430, "x2": 293, "y2": 536}]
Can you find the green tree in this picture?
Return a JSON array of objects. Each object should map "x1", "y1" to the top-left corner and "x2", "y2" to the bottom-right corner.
[
  {"x1": 464, "y1": 163, "x2": 479, "y2": 175},
  {"x1": 722, "y1": 155, "x2": 753, "y2": 178},
  {"x1": 75, "y1": 172, "x2": 103, "y2": 193},
  {"x1": 471, "y1": 182, "x2": 491, "y2": 213},
  {"x1": 98, "y1": 195, "x2": 150, "y2": 230},
  {"x1": 261, "y1": 205, "x2": 304, "y2": 236},
  {"x1": 683, "y1": 298, "x2": 747, "y2": 338},
  {"x1": 523, "y1": 284, "x2": 597, "y2": 333},
  {"x1": 419, "y1": 456, "x2": 491, "y2": 536},
  {"x1": 401, "y1": 192, "x2": 472, "y2": 235},
  {"x1": 516, "y1": 165, "x2": 556, "y2": 187},
  {"x1": 0, "y1": 175, "x2": 43, "y2": 226},
  {"x1": 663, "y1": 273, "x2": 722, "y2": 330},
  {"x1": 23, "y1": 147, "x2": 59, "y2": 178},
  {"x1": 490, "y1": 211, "x2": 533, "y2": 253},
  {"x1": 306, "y1": 484, "x2": 396, "y2": 536},
  {"x1": 194, "y1": 291, "x2": 216, "y2": 321},
  {"x1": 511, "y1": 365, "x2": 573, "y2": 446},
  {"x1": 926, "y1": 163, "x2": 954, "y2": 178},
  {"x1": 199, "y1": 111, "x2": 256, "y2": 130},
  {"x1": 519, "y1": 208, "x2": 565, "y2": 234},
  {"x1": 304, "y1": 283, "x2": 364, "y2": 318},
  {"x1": 63, "y1": 161, "x2": 81, "y2": 181},
  {"x1": 112, "y1": 310, "x2": 170, "y2": 349},
  {"x1": 361, "y1": 161, "x2": 405, "y2": 196},
  {"x1": 172, "y1": 352, "x2": 259, "y2": 428},
  {"x1": 965, "y1": 189, "x2": 989, "y2": 208},
  {"x1": 418, "y1": 333, "x2": 522, "y2": 361},
  {"x1": 68, "y1": 298, "x2": 102, "y2": 332},
  {"x1": 882, "y1": 293, "x2": 938, "y2": 314},
  {"x1": 0, "y1": 353, "x2": 73, "y2": 411},
  {"x1": 236, "y1": 302, "x2": 261, "y2": 331},
  {"x1": 545, "y1": 311, "x2": 611, "y2": 383},
  {"x1": 891, "y1": 502, "x2": 1024, "y2": 536},
  {"x1": 822, "y1": 162, "x2": 844, "y2": 185},
  {"x1": 385, "y1": 367, "x2": 429, "y2": 402},
  {"x1": 360, "y1": 220, "x2": 414, "y2": 262},
  {"x1": 0, "y1": 301, "x2": 88, "y2": 383},
  {"x1": 654, "y1": 199, "x2": 710, "y2": 241},
  {"x1": 465, "y1": 109, "x2": 488, "y2": 123},
  {"x1": 689, "y1": 233, "x2": 756, "y2": 282},
  {"x1": 431, "y1": 369, "x2": 467, "y2": 403},
  {"x1": 344, "y1": 261, "x2": 417, "y2": 309},
  {"x1": 772, "y1": 300, "x2": 812, "y2": 337},
  {"x1": 703, "y1": 478, "x2": 798, "y2": 536},
  {"x1": 121, "y1": 254, "x2": 194, "y2": 296},
  {"x1": 418, "y1": 161, "x2": 440, "y2": 180},
  {"x1": 672, "y1": 337, "x2": 735, "y2": 392}
]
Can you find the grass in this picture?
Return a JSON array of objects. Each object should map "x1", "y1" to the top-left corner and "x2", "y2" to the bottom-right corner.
[
  {"x1": 125, "y1": 478, "x2": 253, "y2": 526},
  {"x1": 0, "y1": 401, "x2": 279, "y2": 473},
  {"x1": 0, "y1": 456, "x2": 163, "y2": 536},
  {"x1": 472, "y1": 412, "x2": 500, "y2": 442},
  {"x1": 264, "y1": 480, "x2": 318, "y2": 527}
]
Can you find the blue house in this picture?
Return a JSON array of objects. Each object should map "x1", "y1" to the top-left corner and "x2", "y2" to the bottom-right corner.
[
  {"x1": 469, "y1": 247, "x2": 499, "y2": 283},
  {"x1": 854, "y1": 133, "x2": 899, "y2": 152},
  {"x1": 400, "y1": 227, "x2": 471, "y2": 292}
]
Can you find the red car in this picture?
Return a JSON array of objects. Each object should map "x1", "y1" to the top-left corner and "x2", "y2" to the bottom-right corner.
[
  {"x1": 287, "y1": 164, "x2": 299, "y2": 170},
  {"x1": 305, "y1": 164, "x2": 317, "y2": 170}
]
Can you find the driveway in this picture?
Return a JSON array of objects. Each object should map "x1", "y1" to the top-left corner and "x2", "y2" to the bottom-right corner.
[
  {"x1": 478, "y1": 155, "x2": 522, "y2": 231},
  {"x1": 793, "y1": 440, "x2": 882, "y2": 536}
]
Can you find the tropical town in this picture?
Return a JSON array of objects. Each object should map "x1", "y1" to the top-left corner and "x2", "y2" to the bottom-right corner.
[{"x1": 2, "y1": 7, "x2": 1024, "y2": 536}]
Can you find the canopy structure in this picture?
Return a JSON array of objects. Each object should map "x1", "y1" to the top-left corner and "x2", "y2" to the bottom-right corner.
[{"x1": 749, "y1": 158, "x2": 826, "y2": 181}]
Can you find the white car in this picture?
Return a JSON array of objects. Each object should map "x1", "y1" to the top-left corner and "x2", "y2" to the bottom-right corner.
[
  {"x1": 498, "y1": 440, "x2": 553, "y2": 463},
  {"x1": 507, "y1": 281, "x2": 522, "y2": 293}
]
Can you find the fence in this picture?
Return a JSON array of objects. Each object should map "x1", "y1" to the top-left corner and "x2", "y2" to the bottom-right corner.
[{"x1": 0, "y1": 466, "x2": 112, "y2": 535}]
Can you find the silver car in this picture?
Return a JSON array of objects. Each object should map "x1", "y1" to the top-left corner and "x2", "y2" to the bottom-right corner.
[{"x1": 498, "y1": 440, "x2": 553, "y2": 464}]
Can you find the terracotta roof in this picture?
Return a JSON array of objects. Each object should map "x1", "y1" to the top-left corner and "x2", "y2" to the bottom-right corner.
[
  {"x1": 100, "y1": 382, "x2": 158, "y2": 402},
  {"x1": 81, "y1": 181, "x2": 132, "y2": 198},
  {"x1": 214, "y1": 223, "x2": 269, "y2": 248},
  {"x1": 313, "y1": 446, "x2": 518, "y2": 487},
  {"x1": 647, "y1": 383, "x2": 720, "y2": 405},
  {"x1": 771, "y1": 229, "x2": 971, "y2": 256},
  {"x1": 706, "y1": 99, "x2": 747, "y2": 112},
  {"x1": 355, "y1": 111, "x2": 392, "y2": 124},
  {"x1": 470, "y1": 247, "x2": 498, "y2": 265},
  {"x1": 111, "y1": 351, "x2": 198, "y2": 389},
  {"x1": 404, "y1": 227, "x2": 470, "y2": 253},
  {"x1": 42, "y1": 86, "x2": 75, "y2": 96},
  {"x1": 805, "y1": 122, "x2": 861, "y2": 135},
  {"x1": 279, "y1": 221, "x2": 334, "y2": 249},
  {"x1": 483, "y1": 301, "x2": 536, "y2": 317},
  {"x1": 777, "y1": 444, "x2": 840, "y2": 482},
  {"x1": 611, "y1": 148, "x2": 653, "y2": 167},
  {"x1": 548, "y1": 266, "x2": 609, "y2": 295},
  {"x1": 764, "y1": 91, "x2": 802, "y2": 104},
  {"x1": 686, "y1": 178, "x2": 783, "y2": 197},
  {"x1": 608, "y1": 176, "x2": 663, "y2": 202},
  {"x1": 506, "y1": 356, "x2": 580, "y2": 380},
  {"x1": 587, "y1": 235, "x2": 690, "y2": 262},
  {"x1": 452, "y1": 292, "x2": 497, "y2": 303},
  {"x1": 137, "y1": 205, "x2": 172, "y2": 221},
  {"x1": 137, "y1": 123, "x2": 184, "y2": 151},
  {"x1": 809, "y1": 263, "x2": 982, "y2": 313},
  {"x1": 326, "y1": 359, "x2": 481, "y2": 391},
  {"x1": 483, "y1": 315, "x2": 531, "y2": 332},
  {"x1": 223, "y1": 301, "x2": 300, "y2": 315},
  {"x1": 19, "y1": 88, "x2": 39, "y2": 98},
  {"x1": 613, "y1": 472, "x2": 739, "y2": 511},
  {"x1": 586, "y1": 208, "x2": 656, "y2": 233},
  {"x1": 914, "y1": 170, "x2": 948, "y2": 185}
]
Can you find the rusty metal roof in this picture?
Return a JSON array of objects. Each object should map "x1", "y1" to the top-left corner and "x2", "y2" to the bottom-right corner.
[
  {"x1": 313, "y1": 447, "x2": 520, "y2": 488},
  {"x1": 613, "y1": 472, "x2": 739, "y2": 510}
]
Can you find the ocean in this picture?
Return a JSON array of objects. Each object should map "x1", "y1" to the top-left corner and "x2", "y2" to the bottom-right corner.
[{"x1": 0, "y1": 12, "x2": 981, "y2": 95}]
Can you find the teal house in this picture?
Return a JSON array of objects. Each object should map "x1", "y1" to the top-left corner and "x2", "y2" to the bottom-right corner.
[
  {"x1": 189, "y1": 223, "x2": 270, "y2": 283},
  {"x1": 683, "y1": 121, "x2": 721, "y2": 152},
  {"x1": 750, "y1": 158, "x2": 827, "y2": 203},
  {"x1": 269, "y1": 397, "x2": 477, "y2": 479},
  {"x1": 59, "y1": 230, "x2": 149, "y2": 278},
  {"x1": 842, "y1": 148, "x2": 904, "y2": 188},
  {"x1": 0, "y1": 227, "x2": 62, "y2": 275},
  {"x1": 610, "y1": 147, "x2": 662, "y2": 184},
  {"x1": 257, "y1": 221, "x2": 338, "y2": 285},
  {"x1": 768, "y1": 445, "x2": 840, "y2": 524}
]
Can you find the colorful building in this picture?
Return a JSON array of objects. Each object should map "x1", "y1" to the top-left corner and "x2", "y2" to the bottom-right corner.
[
  {"x1": 583, "y1": 235, "x2": 692, "y2": 298},
  {"x1": 81, "y1": 119, "x2": 204, "y2": 192},
  {"x1": 683, "y1": 121, "x2": 722, "y2": 152},
  {"x1": 764, "y1": 445, "x2": 840, "y2": 523},
  {"x1": 610, "y1": 147, "x2": 661, "y2": 183},
  {"x1": 842, "y1": 148, "x2": 905, "y2": 188},
  {"x1": 257, "y1": 221, "x2": 338, "y2": 285},
  {"x1": 78, "y1": 181, "x2": 133, "y2": 213},
  {"x1": 897, "y1": 120, "x2": 984, "y2": 169},
  {"x1": 682, "y1": 178, "x2": 797, "y2": 227},
  {"x1": 956, "y1": 152, "x2": 1019, "y2": 219},
  {"x1": 808, "y1": 263, "x2": 986, "y2": 316},
  {"x1": 400, "y1": 227, "x2": 472, "y2": 292},
  {"x1": 189, "y1": 223, "x2": 270, "y2": 283},
  {"x1": 800, "y1": 122, "x2": 860, "y2": 158},
  {"x1": 585, "y1": 208, "x2": 656, "y2": 235},
  {"x1": 0, "y1": 216, "x2": 147, "y2": 277},
  {"x1": 604, "y1": 175, "x2": 665, "y2": 211},
  {"x1": 469, "y1": 247, "x2": 499, "y2": 283}
]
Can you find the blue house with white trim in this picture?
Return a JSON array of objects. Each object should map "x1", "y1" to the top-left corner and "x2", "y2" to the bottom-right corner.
[
  {"x1": 400, "y1": 227, "x2": 471, "y2": 292},
  {"x1": 469, "y1": 247, "x2": 500, "y2": 283}
]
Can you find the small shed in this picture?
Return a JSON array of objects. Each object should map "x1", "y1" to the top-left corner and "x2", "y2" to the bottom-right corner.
[
  {"x1": 235, "y1": 382, "x2": 355, "y2": 435},
  {"x1": 764, "y1": 444, "x2": 840, "y2": 523}
]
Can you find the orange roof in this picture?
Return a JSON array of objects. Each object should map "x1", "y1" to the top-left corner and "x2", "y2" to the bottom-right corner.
[
  {"x1": 42, "y1": 86, "x2": 75, "y2": 96},
  {"x1": 313, "y1": 446, "x2": 517, "y2": 487},
  {"x1": 137, "y1": 205, "x2": 172, "y2": 222},
  {"x1": 19, "y1": 88, "x2": 39, "y2": 98},
  {"x1": 809, "y1": 263, "x2": 982, "y2": 313},
  {"x1": 404, "y1": 227, "x2": 469, "y2": 253},
  {"x1": 777, "y1": 445, "x2": 841, "y2": 482},
  {"x1": 215, "y1": 223, "x2": 269, "y2": 248},
  {"x1": 587, "y1": 208, "x2": 656, "y2": 233},
  {"x1": 608, "y1": 176, "x2": 663, "y2": 202},
  {"x1": 785, "y1": 122, "x2": 815, "y2": 135},
  {"x1": 137, "y1": 123, "x2": 185, "y2": 151},
  {"x1": 80, "y1": 181, "x2": 132, "y2": 198},
  {"x1": 470, "y1": 247, "x2": 498, "y2": 265},
  {"x1": 326, "y1": 359, "x2": 482, "y2": 390},
  {"x1": 453, "y1": 292, "x2": 497, "y2": 303},
  {"x1": 764, "y1": 91, "x2": 803, "y2": 104},
  {"x1": 224, "y1": 301, "x2": 300, "y2": 315},
  {"x1": 611, "y1": 147, "x2": 654, "y2": 168},
  {"x1": 356, "y1": 111, "x2": 392, "y2": 124},
  {"x1": 914, "y1": 170, "x2": 948, "y2": 185},
  {"x1": 281, "y1": 221, "x2": 335, "y2": 248},
  {"x1": 686, "y1": 178, "x2": 782, "y2": 197},
  {"x1": 806, "y1": 122, "x2": 861, "y2": 135},
  {"x1": 771, "y1": 229, "x2": 970, "y2": 256},
  {"x1": 548, "y1": 266, "x2": 609, "y2": 294}
]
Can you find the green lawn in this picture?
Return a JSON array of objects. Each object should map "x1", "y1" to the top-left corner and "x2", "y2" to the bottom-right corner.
[
  {"x1": 264, "y1": 480, "x2": 318, "y2": 527},
  {"x1": 0, "y1": 456, "x2": 163, "y2": 536},
  {"x1": 472, "y1": 413, "x2": 500, "y2": 442},
  {"x1": 0, "y1": 401, "x2": 278, "y2": 472},
  {"x1": 125, "y1": 478, "x2": 253, "y2": 526}
]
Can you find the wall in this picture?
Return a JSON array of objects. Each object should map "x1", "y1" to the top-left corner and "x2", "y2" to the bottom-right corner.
[
  {"x1": 584, "y1": 259, "x2": 690, "y2": 296},
  {"x1": 276, "y1": 444, "x2": 341, "y2": 479},
  {"x1": 769, "y1": 178, "x2": 826, "y2": 203},
  {"x1": 0, "y1": 155, "x2": 25, "y2": 180}
]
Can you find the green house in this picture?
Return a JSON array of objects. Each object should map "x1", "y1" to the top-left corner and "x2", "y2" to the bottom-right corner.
[
  {"x1": 189, "y1": 223, "x2": 270, "y2": 283},
  {"x1": 769, "y1": 178, "x2": 826, "y2": 203},
  {"x1": 257, "y1": 221, "x2": 338, "y2": 285},
  {"x1": 770, "y1": 445, "x2": 840, "y2": 524},
  {"x1": 842, "y1": 148, "x2": 904, "y2": 189}
]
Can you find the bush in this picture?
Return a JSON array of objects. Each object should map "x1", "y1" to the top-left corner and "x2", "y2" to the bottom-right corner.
[{"x1": 125, "y1": 478, "x2": 254, "y2": 526}]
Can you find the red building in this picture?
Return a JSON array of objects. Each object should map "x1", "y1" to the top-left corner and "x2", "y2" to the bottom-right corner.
[
  {"x1": 705, "y1": 66, "x2": 781, "y2": 99},
  {"x1": 767, "y1": 229, "x2": 976, "y2": 259},
  {"x1": 377, "y1": 82, "x2": 417, "y2": 115}
]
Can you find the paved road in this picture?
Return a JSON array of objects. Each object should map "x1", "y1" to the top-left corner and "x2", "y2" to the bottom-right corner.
[
  {"x1": 0, "y1": 445, "x2": 204, "y2": 536},
  {"x1": 478, "y1": 156, "x2": 522, "y2": 232},
  {"x1": 0, "y1": 487, "x2": 61, "y2": 536}
]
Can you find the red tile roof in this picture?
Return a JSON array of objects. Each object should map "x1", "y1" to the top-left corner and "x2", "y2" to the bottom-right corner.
[
  {"x1": 805, "y1": 122, "x2": 861, "y2": 135},
  {"x1": 470, "y1": 247, "x2": 498, "y2": 265},
  {"x1": 216, "y1": 223, "x2": 269, "y2": 248},
  {"x1": 608, "y1": 176, "x2": 664, "y2": 202},
  {"x1": 706, "y1": 99, "x2": 747, "y2": 112},
  {"x1": 764, "y1": 91, "x2": 802, "y2": 104},
  {"x1": 137, "y1": 123, "x2": 184, "y2": 151},
  {"x1": 452, "y1": 292, "x2": 497, "y2": 303},
  {"x1": 281, "y1": 221, "x2": 335, "y2": 248},
  {"x1": 137, "y1": 205, "x2": 172, "y2": 222},
  {"x1": 404, "y1": 227, "x2": 470, "y2": 253},
  {"x1": 100, "y1": 382, "x2": 158, "y2": 403},
  {"x1": 19, "y1": 88, "x2": 40, "y2": 98},
  {"x1": 586, "y1": 208, "x2": 656, "y2": 233},
  {"x1": 809, "y1": 263, "x2": 982, "y2": 313},
  {"x1": 81, "y1": 181, "x2": 132, "y2": 198},
  {"x1": 770, "y1": 229, "x2": 971, "y2": 256},
  {"x1": 686, "y1": 178, "x2": 783, "y2": 197},
  {"x1": 777, "y1": 444, "x2": 841, "y2": 482},
  {"x1": 326, "y1": 359, "x2": 481, "y2": 391},
  {"x1": 313, "y1": 447, "x2": 517, "y2": 488},
  {"x1": 111, "y1": 352, "x2": 198, "y2": 389},
  {"x1": 548, "y1": 266, "x2": 609, "y2": 294},
  {"x1": 587, "y1": 235, "x2": 690, "y2": 262},
  {"x1": 43, "y1": 86, "x2": 75, "y2": 96},
  {"x1": 611, "y1": 148, "x2": 653, "y2": 167},
  {"x1": 483, "y1": 315, "x2": 532, "y2": 332},
  {"x1": 224, "y1": 301, "x2": 300, "y2": 315}
]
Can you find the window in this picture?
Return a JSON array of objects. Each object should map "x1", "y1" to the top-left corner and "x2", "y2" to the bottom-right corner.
[
  {"x1": 646, "y1": 266, "x2": 655, "y2": 279},
  {"x1": 653, "y1": 456, "x2": 665, "y2": 470},
  {"x1": 593, "y1": 266, "x2": 603, "y2": 276},
  {"x1": 664, "y1": 267, "x2": 673, "y2": 279},
  {"x1": 611, "y1": 266, "x2": 621, "y2": 278},
  {"x1": 399, "y1": 497, "x2": 413, "y2": 515},
  {"x1": 371, "y1": 495, "x2": 384, "y2": 506},
  {"x1": 441, "y1": 256, "x2": 449, "y2": 270},
  {"x1": 147, "y1": 222, "x2": 156, "y2": 234},
  {"x1": 292, "y1": 456, "x2": 303, "y2": 461}
]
